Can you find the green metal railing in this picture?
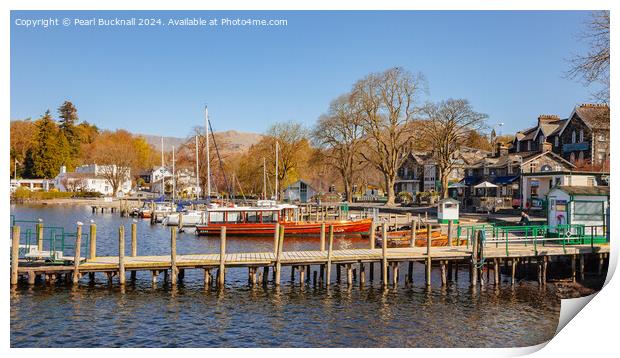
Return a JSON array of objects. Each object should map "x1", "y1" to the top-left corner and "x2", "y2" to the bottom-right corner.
[{"x1": 10, "y1": 216, "x2": 90, "y2": 263}]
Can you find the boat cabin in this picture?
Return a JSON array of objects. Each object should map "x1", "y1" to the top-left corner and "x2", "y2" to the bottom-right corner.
[{"x1": 204, "y1": 205, "x2": 299, "y2": 225}]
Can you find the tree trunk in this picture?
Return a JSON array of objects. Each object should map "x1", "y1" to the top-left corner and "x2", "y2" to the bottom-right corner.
[
  {"x1": 441, "y1": 172, "x2": 449, "y2": 199},
  {"x1": 385, "y1": 175, "x2": 396, "y2": 206}
]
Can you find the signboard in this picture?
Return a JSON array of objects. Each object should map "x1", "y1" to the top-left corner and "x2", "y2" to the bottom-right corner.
[
  {"x1": 562, "y1": 142, "x2": 589, "y2": 153},
  {"x1": 556, "y1": 200, "x2": 567, "y2": 212}
]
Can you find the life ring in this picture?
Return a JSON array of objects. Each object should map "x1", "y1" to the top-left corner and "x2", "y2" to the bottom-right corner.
[{"x1": 556, "y1": 214, "x2": 565, "y2": 225}]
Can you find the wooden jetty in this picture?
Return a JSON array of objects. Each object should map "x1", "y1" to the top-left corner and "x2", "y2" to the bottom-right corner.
[{"x1": 10, "y1": 222, "x2": 609, "y2": 289}]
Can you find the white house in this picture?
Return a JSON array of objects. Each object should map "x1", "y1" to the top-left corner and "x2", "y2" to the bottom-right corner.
[{"x1": 54, "y1": 165, "x2": 132, "y2": 196}]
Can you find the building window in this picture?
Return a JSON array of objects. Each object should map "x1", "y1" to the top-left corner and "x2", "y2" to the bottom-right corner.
[
  {"x1": 579, "y1": 130, "x2": 584, "y2": 143},
  {"x1": 554, "y1": 136, "x2": 559, "y2": 147},
  {"x1": 572, "y1": 130, "x2": 576, "y2": 144},
  {"x1": 516, "y1": 142, "x2": 520, "y2": 152},
  {"x1": 598, "y1": 134, "x2": 606, "y2": 142},
  {"x1": 527, "y1": 141, "x2": 531, "y2": 151},
  {"x1": 539, "y1": 136, "x2": 544, "y2": 144},
  {"x1": 570, "y1": 152, "x2": 575, "y2": 163},
  {"x1": 578, "y1": 151, "x2": 584, "y2": 162},
  {"x1": 598, "y1": 152, "x2": 606, "y2": 163}
]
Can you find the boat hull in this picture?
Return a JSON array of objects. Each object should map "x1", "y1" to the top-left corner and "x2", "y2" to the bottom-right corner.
[
  {"x1": 377, "y1": 229, "x2": 466, "y2": 247},
  {"x1": 195, "y1": 219, "x2": 372, "y2": 237}
]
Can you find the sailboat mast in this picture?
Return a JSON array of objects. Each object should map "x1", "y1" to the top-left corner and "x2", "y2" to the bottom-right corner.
[
  {"x1": 172, "y1": 145, "x2": 176, "y2": 204},
  {"x1": 205, "y1": 106, "x2": 211, "y2": 201},
  {"x1": 275, "y1": 141, "x2": 279, "y2": 201},
  {"x1": 263, "y1": 157, "x2": 266, "y2": 200},
  {"x1": 195, "y1": 135, "x2": 200, "y2": 200},
  {"x1": 160, "y1": 137, "x2": 164, "y2": 197}
]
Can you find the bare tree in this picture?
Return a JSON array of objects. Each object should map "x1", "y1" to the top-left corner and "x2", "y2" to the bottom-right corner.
[
  {"x1": 418, "y1": 99, "x2": 488, "y2": 199},
  {"x1": 567, "y1": 11, "x2": 610, "y2": 102},
  {"x1": 61, "y1": 176, "x2": 87, "y2": 192},
  {"x1": 352, "y1": 67, "x2": 426, "y2": 206},
  {"x1": 312, "y1": 94, "x2": 366, "y2": 202},
  {"x1": 88, "y1": 130, "x2": 136, "y2": 196}
]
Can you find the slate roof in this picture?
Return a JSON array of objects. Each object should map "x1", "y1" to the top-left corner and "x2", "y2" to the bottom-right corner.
[
  {"x1": 574, "y1": 104, "x2": 609, "y2": 130},
  {"x1": 554, "y1": 186, "x2": 609, "y2": 196}
]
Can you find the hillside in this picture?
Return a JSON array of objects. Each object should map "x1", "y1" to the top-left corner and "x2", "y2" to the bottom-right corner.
[{"x1": 139, "y1": 130, "x2": 263, "y2": 154}]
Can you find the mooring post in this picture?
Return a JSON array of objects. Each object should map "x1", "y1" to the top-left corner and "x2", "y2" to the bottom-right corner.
[
  {"x1": 88, "y1": 223, "x2": 97, "y2": 261},
  {"x1": 370, "y1": 219, "x2": 376, "y2": 249},
  {"x1": 511, "y1": 259, "x2": 517, "y2": 285},
  {"x1": 494, "y1": 258, "x2": 500, "y2": 285},
  {"x1": 471, "y1": 230, "x2": 479, "y2": 286},
  {"x1": 410, "y1": 219, "x2": 417, "y2": 247},
  {"x1": 542, "y1": 256, "x2": 548, "y2": 285},
  {"x1": 426, "y1": 219, "x2": 431, "y2": 255},
  {"x1": 273, "y1": 222, "x2": 280, "y2": 255},
  {"x1": 382, "y1": 223, "x2": 388, "y2": 287},
  {"x1": 326, "y1": 225, "x2": 334, "y2": 286},
  {"x1": 320, "y1": 222, "x2": 326, "y2": 252},
  {"x1": 440, "y1": 261, "x2": 447, "y2": 286},
  {"x1": 275, "y1": 226, "x2": 284, "y2": 285},
  {"x1": 118, "y1": 225, "x2": 126, "y2": 285},
  {"x1": 72, "y1": 223, "x2": 83, "y2": 284},
  {"x1": 360, "y1": 263, "x2": 365, "y2": 286},
  {"x1": 204, "y1": 268, "x2": 211, "y2": 287},
  {"x1": 347, "y1": 264, "x2": 353, "y2": 286},
  {"x1": 392, "y1": 262, "x2": 399, "y2": 286},
  {"x1": 448, "y1": 221, "x2": 453, "y2": 247},
  {"x1": 131, "y1": 223, "x2": 137, "y2": 257},
  {"x1": 11, "y1": 225, "x2": 20, "y2": 285},
  {"x1": 218, "y1": 226, "x2": 226, "y2": 287},
  {"x1": 170, "y1": 226, "x2": 178, "y2": 285},
  {"x1": 37, "y1": 219, "x2": 44, "y2": 253}
]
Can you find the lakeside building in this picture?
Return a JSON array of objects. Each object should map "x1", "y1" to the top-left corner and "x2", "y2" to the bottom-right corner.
[
  {"x1": 394, "y1": 103, "x2": 610, "y2": 210},
  {"x1": 54, "y1": 165, "x2": 132, "y2": 196},
  {"x1": 10, "y1": 178, "x2": 55, "y2": 192},
  {"x1": 283, "y1": 180, "x2": 317, "y2": 203}
]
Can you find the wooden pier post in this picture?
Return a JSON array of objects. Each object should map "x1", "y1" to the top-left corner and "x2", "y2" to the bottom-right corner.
[
  {"x1": 579, "y1": 254, "x2": 585, "y2": 281},
  {"x1": 320, "y1": 223, "x2": 326, "y2": 251},
  {"x1": 370, "y1": 219, "x2": 376, "y2": 249},
  {"x1": 447, "y1": 221, "x2": 453, "y2": 247},
  {"x1": 118, "y1": 225, "x2": 126, "y2": 285},
  {"x1": 170, "y1": 226, "x2": 178, "y2": 285},
  {"x1": 273, "y1": 222, "x2": 280, "y2": 255},
  {"x1": 218, "y1": 227, "x2": 226, "y2": 287},
  {"x1": 511, "y1": 259, "x2": 517, "y2": 285},
  {"x1": 392, "y1": 262, "x2": 399, "y2": 286},
  {"x1": 336, "y1": 264, "x2": 341, "y2": 283},
  {"x1": 37, "y1": 220, "x2": 44, "y2": 253},
  {"x1": 410, "y1": 220, "x2": 417, "y2": 247},
  {"x1": 471, "y1": 230, "x2": 479, "y2": 286},
  {"x1": 300, "y1": 266, "x2": 305, "y2": 287},
  {"x1": 11, "y1": 226, "x2": 20, "y2": 285},
  {"x1": 426, "y1": 219, "x2": 431, "y2": 255},
  {"x1": 89, "y1": 223, "x2": 97, "y2": 261},
  {"x1": 73, "y1": 223, "x2": 83, "y2": 284},
  {"x1": 494, "y1": 259, "x2": 500, "y2": 285},
  {"x1": 440, "y1": 261, "x2": 447, "y2": 286},
  {"x1": 542, "y1": 256, "x2": 548, "y2": 285},
  {"x1": 347, "y1": 264, "x2": 353, "y2": 286},
  {"x1": 204, "y1": 268, "x2": 211, "y2": 287},
  {"x1": 275, "y1": 226, "x2": 284, "y2": 285},
  {"x1": 306, "y1": 265, "x2": 311, "y2": 282},
  {"x1": 263, "y1": 266, "x2": 269, "y2": 285},
  {"x1": 360, "y1": 263, "x2": 365, "y2": 286},
  {"x1": 326, "y1": 225, "x2": 334, "y2": 286},
  {"x1": 131, "y1": 223, "x2": 137, "y2": 257},
  {"x1": 571, "y1": 255, "x2": 577, "y2": 282},
  {"x1": 407, "y1": 262, "x2": 413, "y2": 284},
  {"x1": 382, "y1": 223, "x2": 388, "y2": 287}
]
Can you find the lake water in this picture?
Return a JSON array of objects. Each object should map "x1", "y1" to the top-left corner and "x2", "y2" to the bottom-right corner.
[{"x1": 10, "y1": 204, "x2": 561, "y2": 348}]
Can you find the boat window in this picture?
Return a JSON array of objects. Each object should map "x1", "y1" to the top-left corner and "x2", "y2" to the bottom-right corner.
[
  {"x1": 209, "y1": 211, "x2": 224, "y2": 224},
  {"x1": 227, "y1": 212, "x2": 241, "y2": 223},
  {"x1": 247, "y1": 211, "x2": 259, "y2": 223},
  {"x1": 262, "y1": 211, "x2": 278, "y2": 223}
]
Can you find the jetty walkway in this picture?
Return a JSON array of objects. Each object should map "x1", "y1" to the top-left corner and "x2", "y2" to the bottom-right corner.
[{"x1": 10, "y1": 220, "x2": 609, "y2": 288}]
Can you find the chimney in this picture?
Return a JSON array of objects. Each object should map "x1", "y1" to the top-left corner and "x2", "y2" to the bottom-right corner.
[
  {"x1": 60, "y1": 166, "x2": 66, "y2": 174},
  {"x1": 537, "y1": 114, "x2": 559, "y2": 126},
  {"x1": 541, "y1": 141, "x2": 552, "y2": 153},
  {"x1": 496, "y1": 142, "x2": 508, "y2": 157}
]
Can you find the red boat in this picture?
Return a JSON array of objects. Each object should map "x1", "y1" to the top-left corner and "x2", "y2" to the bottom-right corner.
[{"x1": 195, "y1": 203, "x2": 372, "y2": 237}]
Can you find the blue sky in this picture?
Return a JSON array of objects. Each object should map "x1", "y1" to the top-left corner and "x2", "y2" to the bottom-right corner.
[{"x1": 10, "y1": 10, "x2": 602, "y2": 138}]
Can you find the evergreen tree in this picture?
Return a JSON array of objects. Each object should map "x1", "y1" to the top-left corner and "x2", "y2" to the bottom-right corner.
[
  {"x1": 28, "y1": 110, "x2": 63, "y2": 178},
  {"x1": 58, "y1": 101, "x2": 80, "y2": 159}
]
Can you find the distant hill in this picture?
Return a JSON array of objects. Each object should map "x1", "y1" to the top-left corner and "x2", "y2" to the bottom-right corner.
[{"x1": 139, "y1": 130, "x2": 263, "y2": 154}]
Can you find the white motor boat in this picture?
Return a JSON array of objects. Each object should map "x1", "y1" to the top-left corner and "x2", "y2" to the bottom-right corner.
[{"x1": 164, "y1": 210, "x2": 204, "y2": 227}]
